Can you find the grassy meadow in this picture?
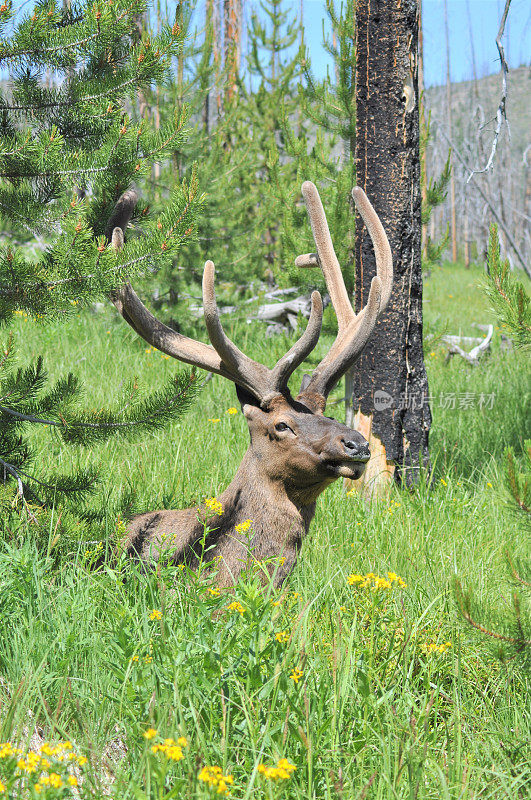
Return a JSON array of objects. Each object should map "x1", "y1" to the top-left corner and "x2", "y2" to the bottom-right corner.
[{"x1": 0, "y1": 262, "x2": 529, "y2": 798}]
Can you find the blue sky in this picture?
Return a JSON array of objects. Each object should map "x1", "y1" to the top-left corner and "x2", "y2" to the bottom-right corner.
[
  {"x1": 295, "y1": 0, "x2": 531, "y2": 87},
  {"x1": 7, "y1": 1, "x2": 531, "y2": 88}
]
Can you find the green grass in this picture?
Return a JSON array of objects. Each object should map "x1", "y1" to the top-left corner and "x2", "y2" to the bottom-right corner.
[{"x1": 0, "y1": 262, "x2": 529, "y2": 799}]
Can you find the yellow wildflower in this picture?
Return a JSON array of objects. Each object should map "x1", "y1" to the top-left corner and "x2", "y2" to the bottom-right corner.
[
  {"x1": 68, "y1": 776, "x2": 78, "y2": 787},
  {"x1": 226, "y1": 407, "x2": 238, "y2": 414},
  {"x1": 208, "y1": 418, "x2": 221, "y2": 423},
  {"x1": 486, "y1": 482, "x2": 493, "y2": 489},
  {"x1": 290, "y1": 667, "x2": 303, "y2": 683},
  {"x1": 150, "y1": 735, "x2": 187, "y2": 760},
  {"x1": 198, "y1": 765, "x2": 234, "y2": 795},
  {"x1": 39, "y1": 773, "x2": 63, "y2": 789},
  {"x1": 235, "y1": 519, "x2": 252, "y2": 534},
  {"x1": 144, "y1": 728, "x2": 158, "y2": 740},
  {"x1": 149, "y1": 609, "x2": 162, "y2": 621},
  {"x1": 258, "y1": 758, "x2": 296, "y2": 780},
  {"x1": 0, "y1": 743, "x2": 13, "y2": 758},
  {"x1": 387, "y1": 571, "x2": 407, "y2": 588},
  {"x1": 275, "y1": 631, "x2": 290, "y2": 643},
  {"x1": 0, "y1": 780, "x2": 4, "y2": 792},
  {"x1": 17, "y1": 751, "x2": 41, "y2": 773},
  {"x1": 347, "y1": 571, "x2": 406, "y2": 590},
  {"x1": 204, "y1": 497, "x2": 223, "y2": 516},
  {"x1": 144, "y1": 655, "x2": 153, "y2": 664},
  {"x1": 165, "y1": 745, "x2": 184, "y2": 761},
  {"x1": 421, "y1": 641, "x2": 452, "y2": 655},
  {"x1": 226, "y1": 601, "x2": 245, "y2": 615},
  {"x1": 373, "y1": 576, "x2": 392, "y2": 590},
  {"x1": 207, "y1": 586, "x2": 221, "y2": 597},
  {"x1": 440, "y1": 478, "x2": 447, "y2": 486}
]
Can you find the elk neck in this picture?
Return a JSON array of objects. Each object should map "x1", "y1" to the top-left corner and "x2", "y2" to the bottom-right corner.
[{"x1": 218, "y1": 446, "x2": 326, "y2": 543}]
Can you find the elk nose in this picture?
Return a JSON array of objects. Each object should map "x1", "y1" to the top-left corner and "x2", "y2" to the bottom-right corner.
[{"x1": 341, "y1": 439, "x2": 371, "y2": 462}]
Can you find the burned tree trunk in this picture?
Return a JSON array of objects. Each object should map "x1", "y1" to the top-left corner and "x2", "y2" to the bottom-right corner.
[{"x1": 351, "y1": 0, "x2": 430, "y2": 492}]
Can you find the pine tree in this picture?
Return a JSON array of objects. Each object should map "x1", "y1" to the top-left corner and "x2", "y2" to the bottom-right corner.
[
  {"x1": 484, "y1": 225, "x2": 530, "y2": 349},
  {"x1": 0, "y1": 1, "x2": 202, "y2": 520},
  {"x1": 265, "y1": 0, "x2": 357, "y2": 294},
  {"x1": 454, "y1": 548, "x2": 531, "y2": 669},
  {"x1": 242, "y1": 0, "x2": 304, "y2": 276}
]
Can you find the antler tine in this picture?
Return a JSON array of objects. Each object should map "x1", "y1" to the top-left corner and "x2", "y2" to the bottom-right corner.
[
  {"x1": 270, "y1": 291, "x2": 323, "y2": 391},
  {"x1": 109, "y1": 192, "x2": 228, "y2": 378},
  {"x1": 352, "y1": 187, "x2": 392, "y2": 311},
  {"x1": 202, "y1": 260, "x2": 272, "y2": 401},
  {"x1": 105, "y1": 189, "x2": 138, "y2": 242},
  {"x1": 303, "y1": 277, "x2": 382, "y2": 399},
  {"x1": 296, "y1": 183, "x2": 393, "y2": 403},
  {"x1": 113, "y1": 281, "x2": 225, "y2": 374},
  {"x1": 295, "y1": 181, "x2": 355, "y2": 332}
]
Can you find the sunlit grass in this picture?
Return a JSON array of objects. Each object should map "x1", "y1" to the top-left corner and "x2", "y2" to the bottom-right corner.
[{"x1": 0, "y1": 263, "x2": 529, "y2": 798}]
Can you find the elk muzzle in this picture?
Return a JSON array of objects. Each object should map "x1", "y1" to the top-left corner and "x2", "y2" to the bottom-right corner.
[{"x1": 322, "y1": 428, "x2": 371, "y2": 479}]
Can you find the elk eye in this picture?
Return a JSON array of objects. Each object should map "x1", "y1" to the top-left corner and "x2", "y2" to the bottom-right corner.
[{"x1": 275, "y1": 422, "x2": 290, "y2": 432}]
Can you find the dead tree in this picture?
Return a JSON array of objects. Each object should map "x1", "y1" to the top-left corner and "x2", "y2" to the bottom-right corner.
[{"x1": 352, "y1": 0, "x2": 430, "y2": 493}]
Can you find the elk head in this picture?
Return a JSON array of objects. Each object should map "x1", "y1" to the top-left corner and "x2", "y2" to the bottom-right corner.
[{"x1": 108, "y1": 182, "x2": 392, "y2": 584}]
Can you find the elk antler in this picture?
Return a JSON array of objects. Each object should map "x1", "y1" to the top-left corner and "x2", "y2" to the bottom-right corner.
[
  {"x1": 295, "y1": 182, "x2": 392, "y2": 404},
  {"x1": 108, "y1": 191, "x2": 323, "y2": 408}
]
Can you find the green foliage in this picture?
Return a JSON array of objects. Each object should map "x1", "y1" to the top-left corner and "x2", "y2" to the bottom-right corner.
[
  {"x1": 0, "y1": 1, "x2": 197, "y2": 318},
  {"x1": 454, "y1": 550, "x2": 530, "y2": 670},
  {"x1": 266, "y1": 0, "x2": 356, "y2": 292},
  {"x1": 0, "y1": 329, "x2": 199, "y2": 509},
  {"x1": 484, "y1": 225, "x2": 531, "y2": 347},
  {"x1": 421, "y1": 119, "x2": 451, "y2": 270},
  {"x1": 504, "y1": 440, "x2": 530, "y2": 515},
  {"x1": 0, "y1": 0, "x2": 201, "y2": 507}
]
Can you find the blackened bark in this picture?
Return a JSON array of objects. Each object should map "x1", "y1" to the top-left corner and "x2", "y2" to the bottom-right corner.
[{"x1": 353, "y1": 0, "x2": 431, "y2": 484}]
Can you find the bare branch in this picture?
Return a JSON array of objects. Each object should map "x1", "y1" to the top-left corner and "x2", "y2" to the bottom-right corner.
[
  {"x1": 466, "y1": 0, "x2": 511, "y2": 182},
  {"x1": 439, "y1": 129, "x2": 530, "y2": 277}
]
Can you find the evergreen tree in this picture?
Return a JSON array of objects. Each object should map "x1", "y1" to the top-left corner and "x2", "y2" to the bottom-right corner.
[
  {"x1": 138, "y1": 1, "x2": 261, "y2": 320},
  {"x1": 0, "y1": 0, "x2": 202, "y2": 519},
  {"x1": 454, "y1": 548, "x2": 531, "y2": 669},
  {"x1": 241, "y1": 0, "x2": 304, "y2": 276},
  {"x1": 484, "y1": 225, "x2": 530, "y2": 349},
  {"x1": 265, "y1": 0, "x2": 356, "y2": 293}
]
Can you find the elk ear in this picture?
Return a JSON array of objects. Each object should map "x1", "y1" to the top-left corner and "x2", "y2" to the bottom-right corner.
[
  {"x1": 299, "y1": 373, "x2": 311, "y2": 393},
  {"x1": 235, "y1": 384, "x2": 261, "y2": 411}
]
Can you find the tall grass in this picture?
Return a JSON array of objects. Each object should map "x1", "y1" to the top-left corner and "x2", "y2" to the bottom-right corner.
[{"x1": 0, "y1": 263, "x2": 529, "y2": 798}]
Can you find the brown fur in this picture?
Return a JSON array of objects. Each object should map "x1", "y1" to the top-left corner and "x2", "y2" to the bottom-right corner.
[{"x1": 125, "y1": 396, "x2": 370, "y2": 587}]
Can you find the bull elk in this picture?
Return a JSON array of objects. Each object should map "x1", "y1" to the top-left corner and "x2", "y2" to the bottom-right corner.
[{"x1": 109, "y1": 182, "x2": 392, "y2": 587}]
